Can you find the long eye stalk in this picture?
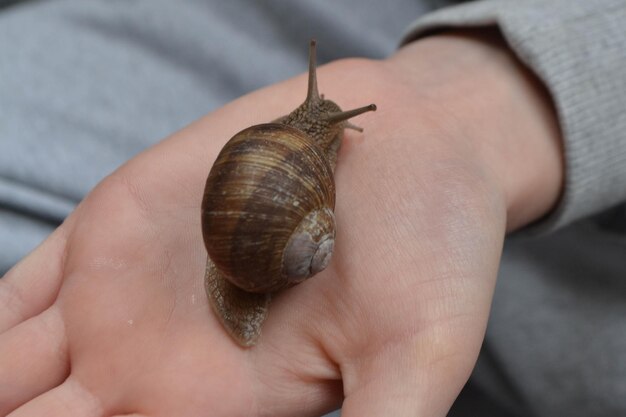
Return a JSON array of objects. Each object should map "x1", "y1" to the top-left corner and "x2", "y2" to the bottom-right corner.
[
  {"x1": 307, "y1": 39, "x2": 320, "y2": 103},
  {"x1": 324, "y1": 104, "x2": 377, "y2": 125}
]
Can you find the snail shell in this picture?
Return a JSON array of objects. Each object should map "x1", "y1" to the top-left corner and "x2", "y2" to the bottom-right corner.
[{"x1": 202, "y1": 123, "x2": 336, "y2": 292}]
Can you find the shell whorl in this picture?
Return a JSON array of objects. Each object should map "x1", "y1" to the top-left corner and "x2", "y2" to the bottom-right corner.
[
  {"x1": 281, "y1": 207, "x2": 335, "y2": 282},
  {"x1": 201, "y1": 123, "x2": 335, "y2": 293}
]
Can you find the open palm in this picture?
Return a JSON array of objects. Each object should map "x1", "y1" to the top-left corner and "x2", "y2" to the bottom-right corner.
[{"x1": 0, "y1": 42, "x2": 530, "y2": 416}]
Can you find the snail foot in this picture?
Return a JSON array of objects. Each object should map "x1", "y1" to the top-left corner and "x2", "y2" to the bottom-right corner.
[{"x1": 204, "y1": 258, "x2": 270, "y2": 347}]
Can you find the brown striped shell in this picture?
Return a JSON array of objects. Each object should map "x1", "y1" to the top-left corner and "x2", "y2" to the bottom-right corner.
[{"x1": 201, "y1": 123, "x2": 336, "y2": 292}]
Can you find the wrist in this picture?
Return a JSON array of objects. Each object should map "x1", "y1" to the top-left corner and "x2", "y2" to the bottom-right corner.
[{"x1": 387, "y1": 29, "x2": 564, "y2": 231}]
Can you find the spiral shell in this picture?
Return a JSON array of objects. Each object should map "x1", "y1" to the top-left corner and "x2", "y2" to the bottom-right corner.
[{"x1": 201, "y1": 123, "x2": 336, "y2": 293}]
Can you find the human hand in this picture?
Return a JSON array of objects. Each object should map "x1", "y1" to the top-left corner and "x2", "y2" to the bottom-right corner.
[{"x1": 0, "y1": 30, "x2": 562, "y2": 416}]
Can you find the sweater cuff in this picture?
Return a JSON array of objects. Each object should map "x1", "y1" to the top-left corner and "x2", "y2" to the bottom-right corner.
[{"x1": 401, "y1": 0, "x2": 626, "y2": 233}]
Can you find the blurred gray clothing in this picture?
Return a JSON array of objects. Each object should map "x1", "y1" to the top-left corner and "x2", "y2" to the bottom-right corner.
[{"x1": 1, "y1": 1, "x2": 625, "y2": 416}]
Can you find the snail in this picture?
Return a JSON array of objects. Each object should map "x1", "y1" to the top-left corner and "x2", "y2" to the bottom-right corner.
[{"x1": 201, "y1": 40, "x2": 376, "y2": 346}]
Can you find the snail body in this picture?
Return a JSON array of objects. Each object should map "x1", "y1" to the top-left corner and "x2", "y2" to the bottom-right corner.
[{"x1": 201, "y1": 40, "x2": 376, "y2": 346}]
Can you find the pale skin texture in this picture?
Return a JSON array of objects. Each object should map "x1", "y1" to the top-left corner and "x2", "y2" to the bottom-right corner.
[{"x1": 0, "y1": 30, "x2": 562, "y2": 416}]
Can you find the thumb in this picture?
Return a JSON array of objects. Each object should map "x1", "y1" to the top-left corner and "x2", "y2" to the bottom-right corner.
[{"x1": 339, "y1": 337, "x2": 475, "y2": 417}]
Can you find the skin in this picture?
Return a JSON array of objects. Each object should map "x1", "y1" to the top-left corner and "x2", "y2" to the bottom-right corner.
[{"x1": 0, "y1": 30, "x2": 562, "y2": 417}]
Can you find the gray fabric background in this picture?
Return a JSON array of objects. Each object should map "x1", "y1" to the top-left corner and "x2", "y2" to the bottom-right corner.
[{"x1": 1, "y1": 1, "x2": 625, "y2": 416}]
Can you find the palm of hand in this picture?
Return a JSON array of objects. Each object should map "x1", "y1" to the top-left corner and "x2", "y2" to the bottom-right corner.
[{"x1": 0, "y1": 61, "x2": 506, "y2": 417}]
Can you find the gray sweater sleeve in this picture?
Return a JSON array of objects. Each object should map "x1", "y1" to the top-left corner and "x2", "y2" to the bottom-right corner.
[{"x1": 402, "y1": 0, "x2": 626, "y2": 232}]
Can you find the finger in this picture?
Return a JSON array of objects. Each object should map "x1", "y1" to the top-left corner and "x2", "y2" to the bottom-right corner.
[
  {"x1": 7, "y1": 378, "x2": 103, "y2": 417},
  {"x1": 0, "y1": 225, "x2": 69, "y2": 332},
  {"x1": 0, "y1": 306, "x2": 69, "y2": 415},
  {"x1": 339, "y1": 335, "x2": 475, "y2": 417}
]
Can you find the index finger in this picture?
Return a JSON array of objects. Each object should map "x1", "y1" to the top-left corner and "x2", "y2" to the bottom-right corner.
[{"x1": 0, "y1": 224, "x2": 69, "y2": 332}]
